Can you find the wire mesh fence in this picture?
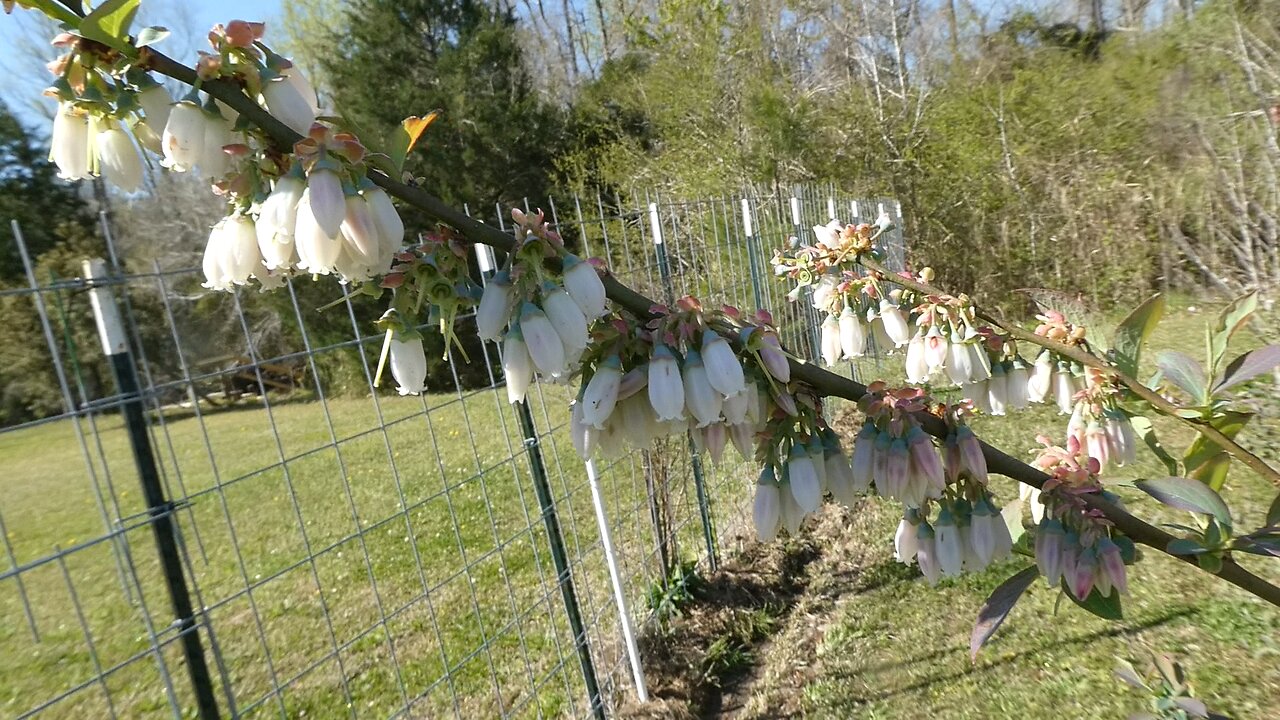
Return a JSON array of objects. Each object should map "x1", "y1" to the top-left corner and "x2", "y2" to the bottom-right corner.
[{"x1": 0, "y1": 184, "x2": 905, "y2": 719}]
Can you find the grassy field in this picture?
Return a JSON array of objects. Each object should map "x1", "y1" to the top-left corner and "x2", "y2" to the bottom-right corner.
[
  {"x1": 0, "y1": 375, "x2": 753, "y2": 719},
  {"x1": 734, "y1": 298, "x2": 1280, "y2": 719}
]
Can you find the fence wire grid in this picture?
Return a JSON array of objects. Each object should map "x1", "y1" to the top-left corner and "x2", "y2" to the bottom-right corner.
[{"x1": 0, "y1": 184, "x2": 906, "y2": 719}]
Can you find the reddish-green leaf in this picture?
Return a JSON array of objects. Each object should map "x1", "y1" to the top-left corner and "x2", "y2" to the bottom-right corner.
[
  {"x1": 1209, "y1": 292, "x2": 1258, "y2": 373},
  {"x1": 970, "y1": 565, "x2": 1038, "y2": 661},
  {"x1": 1136, "y1": 477, "x2": 1232, "y2": 530},
  {"x1": 1112, "y1": 294, "x2": 1164, "y2": 378},
  {"x1": 1213, "y1": 345, "x2": 1280, "y2": 394},
  {"x1": 1155, "y1": 350, "x2": 1207, "y2": 404}
]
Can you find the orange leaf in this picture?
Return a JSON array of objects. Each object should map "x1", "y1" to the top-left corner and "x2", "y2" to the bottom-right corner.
[{"x1": 400, "y1": 112, "x2": 440, "y2": 155}]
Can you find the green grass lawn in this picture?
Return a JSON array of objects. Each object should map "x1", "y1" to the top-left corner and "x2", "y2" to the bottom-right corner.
[{"x1": 0, "y1": 376, "x2": 754, "y2": 719}]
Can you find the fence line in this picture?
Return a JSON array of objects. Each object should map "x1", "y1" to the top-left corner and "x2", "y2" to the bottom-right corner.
[{"x1": 0, "y1": 184, "x2": 905, "y2": 718}]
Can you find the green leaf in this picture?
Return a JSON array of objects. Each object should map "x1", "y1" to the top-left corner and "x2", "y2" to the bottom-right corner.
[
  {"x1": 1129, "y1": 416, "x2": 1179, "y2": 475},
  {"x1": 1166, "y1": 538, "x2": 1208, "y2": 555},
  {"x1": 135, "y1": 25, "x2": 170, "y2": 48},
  {"x1": 970, "y1": 565, "x2": 1038, "y2": 661},
  {"x1": 1135, "y1": 477, "x2": 1233, "y2": 531},
  {"x1": 1268, "y1": 492, "x2": 1280, "y2": 528},
  {"x1": 1209, "y1": 292, "x2": 1258, "y2": 375},
  {"x1": 1063, "y1": 583, "x2": 1123, "y2": 620},
  {"x1": 78, "y1": 0, "x2": 141, "y2": 53},
  {"x1": 1196, "y1": 552, "x2": 1223, "y2": 573},
  {"x1": 1155, "y1": 350, "x2": 1208, "y2": 404},
  {"x1": 1213, "y1": 345, "x2": 1280, "y2": 395},
  {"x1": 1182, "y1": 410, "x2": 1251, "y2": 492},
  {"x1": 25, "y1": 0, "x2": 83, "y2": 26},
  {"x1": 1112, "y1": 294, "x2": 1164, "y2": 378},
  {"x1": 388, "y1": 112, "x2": 440, "y2": 174}
]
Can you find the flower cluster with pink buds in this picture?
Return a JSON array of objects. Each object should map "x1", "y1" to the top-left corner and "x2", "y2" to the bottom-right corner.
[
  {"x1": 569, "y1": 297, "x2": 763, "y2": 464},
  {"x1": 752, "y1": 407, "x2": 860, "y2": 541},
  {"x1": 1065, "y1": 366, "x2": 1139, "y2": 472},
  {"x1": 476, "y1": 209, "x2": 609, "y2": 404},
  {"x1": 1029, "y1": 436, "x2": 1135, "y2": 600}
]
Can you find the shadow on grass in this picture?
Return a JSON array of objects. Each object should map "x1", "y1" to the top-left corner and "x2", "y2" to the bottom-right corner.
[{"x1": 827, "y1": 606, "x2": 1198, "y2": 705}]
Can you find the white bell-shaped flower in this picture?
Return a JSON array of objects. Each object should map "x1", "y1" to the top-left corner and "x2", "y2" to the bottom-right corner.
[
  {"x1": 820, "y1": 313, "x2": 842, "y2": 367},
  {"x1": 262, "y1": 75, "x2": 317, "y2": 135},
  {"x1": 701, "y1": 330, "x2": 745, "y2": 398},
  {"x1": 137, "y1": 83, "x2": 172, "y2": 132},
  {"x1": 503, "y1": 324, "x2": 533, "y2": 404},
  {"x1": 967, "y1": 339, "x2": 992, "y2": 382},
  {"x1": 162, "y1": 99, "x2": 205, "y2": 172},
  {"x1": 682, "y1": 350, "x2": 723, "y2": 428},
  {"x1": 307, "y1": 166, "x2": 346, "y2": 239},
  {"x1": 923, "y1": 325, "x2": 948, "y2": 370},
  {"x1": 894, "y1": 511, "x2": 920, "y2": 563},
  {"x1": 722, "y1": 390, "x2": 750, "y2": 425},
  {"x1": 1007, "y1": 359, "x2": 1030, "y2": 410},
  {"x1": 569, "y1": 401, "x2": 596, "y2": 460},
  {"x1": 878, "y1": 300, "x2": 911, "y2": 347},
  {"x1": 581, "y1": 356, "x2": 622, "y2": 429},
  {"x1": 94, "y1": 125, "x2": 143, "y2": 192},
  {"x1": 808, "y1": 436, "x2": 828, "y2": 493},
  {"x1": 825, "y1": 447, "x2": 857, "y2": 505},
  {"x1": 201, "y1": 215, "x2": 262, "y2": 291},
  {"x1": 388, "y1": 334, "x2": 428, "y2": 396},
  {"x1": 476, "y1": 271, "x2": 513, "y2": 342},
  {"x1": 987, "y1": 364, "x2": 1008, "y2": 416},
  {"x1": 839, "y1": 305, "x2": 865, "y2": 358},
  {"x1": 1028, "y1": 351, "x2": 1054, "y2": 403},
  {"x1": 363, "y1": 185, "x2": 405, "y2": 259},
  {"x1": 562, "y1": 255, "x2": 607, "y2": 319},
  {"x1": 337, "y1": 192, "x2": 383, "y2": 281},
  {"x1": 283, "y1": 66, "x2": 321, "y2": 115},
  {"x1": 946, "y1": 333, "x2": 972, "y2": 385},
  {"x1": 1054, "y1": 363, "x2": 1076, "y2": 415},
  {"x1": 294, "y1": 188, "x2": 342, "y2": 274},
  {"x1": 787, "y1": 445, "x2": 822, "y2": 513},
  {"x1": 201, "y1": 220, "x2": 230, "y2": 290},
  {"x1": 647, "y1": 344, "x2": 685, "y2": 422},
  {"x1": 542, "y1": 285, "x2": 589, "y2": 364},
  {"x1": 199, "y1": 106, "x2": 234, "y2": 178},
  {"x1": 256, "y1": 174, "x2": 304, "y2": 270},
  {"x1": 934, "y1": 508, "x2": 964, "y2": 577},
  {"x1": 915, "y1": 523, "x2": 941, "y2": 585},
  {"x1": 729, "y1": 421, "x2": 754, "y2": 460},
  {"x1": 753, "y1": 467, "x2": 781, "y2": 542},
  {"x1": 619, "y1": 392, "x2": 659, "y2": 447},
  {"x1": 905, "y1": 330, "x2": 929, "y2": 383},
  {"x1": 519, "y1": 303, "x2": 567, "y2": 378},
  {"x1": 51, "y1": 103, "x2": 91, "y2": 180},
  {"x1": 850, "y1": 422, "x2": 876, "y2": 493},
  {"x1": 779, "y1": 482, "x2": 805, "y2": 535},
  {"x1": 701, "y1": 423, "x2": 728, "y2": 465}
]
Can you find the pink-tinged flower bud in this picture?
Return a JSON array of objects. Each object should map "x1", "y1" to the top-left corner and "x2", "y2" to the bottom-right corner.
[
  {"x1": 987, "y1": 364, "x2": 1008, "y2": 416},
  {"x1": 934, "y1": 508, "x2": 964, "y2": 577},
  {"x1": 702, "y1": 422, "x2": 727, "y2": 465},
  {"x1": 787, "y1": 445, "x2": 822, "y2": 513},
  {"x1": 1071, "y1": 547, "x2": 1097, "y2": 601},
  {"x1": 682, "y1": 350, "x2": 723, "y2": 427},
  {"x1": 1097, "y1": 537, "x2": 1128, "y2": 595},
  {"x1": 569, "y1": 401, "x2": 597, "y2": 460},
  {"x1": 543, "y1": 285, "x2": 589, "y2": 363},
  {"x1": 702, "y1": 330, "x2": 745, "y2": 397},
  {"x1": 94, "y1": 126, "x2": 143, "y2": 192},
  {"x1": 162, "y1": 99, "x2": 206, "y2": 172},
  {"x1": 839, "y1": 306, "x2": 866, "y2": 358},
  {"x1": 262, "y1": 76, "x2": 317, "y2": 135},
  {"x1": 1067, "y1": 401, "x2": 1087, "y2": 448},
  {"x1": 1054, "y1": 362, "x2": 1076, "y2": 414},
  {"x1": 1027, "y1": 351, "x2": 1054, "y2": 403},
  {"x1": 753, "y1": 467, "x2": 782, "y2": 542},
  {"x1": 895, "y1": 510, "x2": 920, "y2": 563},
  {"x1": 476, "y1": 271, "x2": 513, "y2": 342},
  {"x1": 923, "y1": 324, "x2": 948, "y2": 370},
  {"x1": 520, "y1": 303, "x2": 567, "y2": 378},
  {"x1": 1085, "y1": 420, "x2": 1109, "y2": 470},
  {"x1": 872, "y1": 430, "x2": 892, "y2": 493},
  {"x1": 905, "y1": 330, "x2": 929, "y2": 383},
  {"x1": 808, "y1": 436, "x2": 829, "y2": 493},
  {"x1": 307, "y1": 167, "x2": 346, "y2": 239},
  {"x1": 956, "y1": 426, "x2": 987, "y2": 484},
  {"x1": 294, "y1": 188, "x2": 342, "y2": 274},
  {"x1": 722, "y1": 390, "x2": 750, "y2": 425},
  {"x1": 915, "y1": 523, "x2": 941, "y2": 585},
  {"x1": 1105, "y1": 411, "x2": 1138, "y2": 467},
  {"x1": 878, "y1": 300, "x2": 911, "y2": 347},
  {"x1": 388, "y1": 333, "x2": 428, "y2": 396},
  {"x1": 1059, "y1": 538, "x2": 1079, "y2": 591},
  {"x1": 826, "y1": 447, "x2": 857, "y2": 505},
  {"x1": 944, "y1": 434, "x2": 964, "y2": 484},
  {"x1": 729, "y1": 422, "x2": 755, "y2": 460},
  {"x1": 581, "y1": 355, "x2": 622, "y2": 429},
  {"x1": 503, "y1": 325, "x2": 533, "y2": 404},
  {"x1": 256, "y1": 174, "x2": 304, "y2": 270},
  {"x1": 991, "y1": 502, "x2": 1014, "y2": 561},
  {"x1": 1007, "y1": 358, "x2": 1030, "y2": 410},
  {"x1": 945, "y1": 332, "x2": 972, "y2": 385},
  {"x1": 647, "y1": 344, "x2": 685, "y2": 422},
  {"x1": 758, "y1": 333, "x2": 790, "y2": 382},
  {"x1": 821, "y1": 313, "x2": 842, "y2": 367},
  {"x1": 616, "y1": 365, "x2": 648, "y2": 401},
  {"x1": 562, "y1": 255, "x2": 607, "y2": 319},
  {"x1": 774, "y1": 389, "x2": 798, "y2": 417},
  {"x1": 850, "y1": 423, "x2": 876, "y2": 493},
  {"x1": 962, "y1": 380, "x2": 991, "y2": 414},
  {"x1": 907, "y1": 428, "x2": 944, "y2": 496},
  {"x1": 362, "y1": 186, "x2": 405, "y2": 258},
  {"x1": 885, "y1": 437, "x2": 910, "y2": 501},
  {"x1": 137, "y1": 83, "x2": 172, "y2": 133},
  {"x1": 1035, "y1": 518, "x2": 1065, "y2": 585}
]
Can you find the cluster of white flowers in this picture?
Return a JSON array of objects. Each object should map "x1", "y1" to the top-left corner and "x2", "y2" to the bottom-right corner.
[
  {"x1": 894, "y1": 495, "x2": 1014, "y2": 584},
  {"x1": 751, "y1": 428, "x2": 859, "y2": 541},
  {"x1": 50, "y1": 99, "x2": 146, "y2": 192}
]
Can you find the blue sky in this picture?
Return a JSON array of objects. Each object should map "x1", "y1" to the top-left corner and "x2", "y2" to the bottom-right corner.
[{"x1": 0, "y1": 0, "x2": 284, "y2": 128}]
